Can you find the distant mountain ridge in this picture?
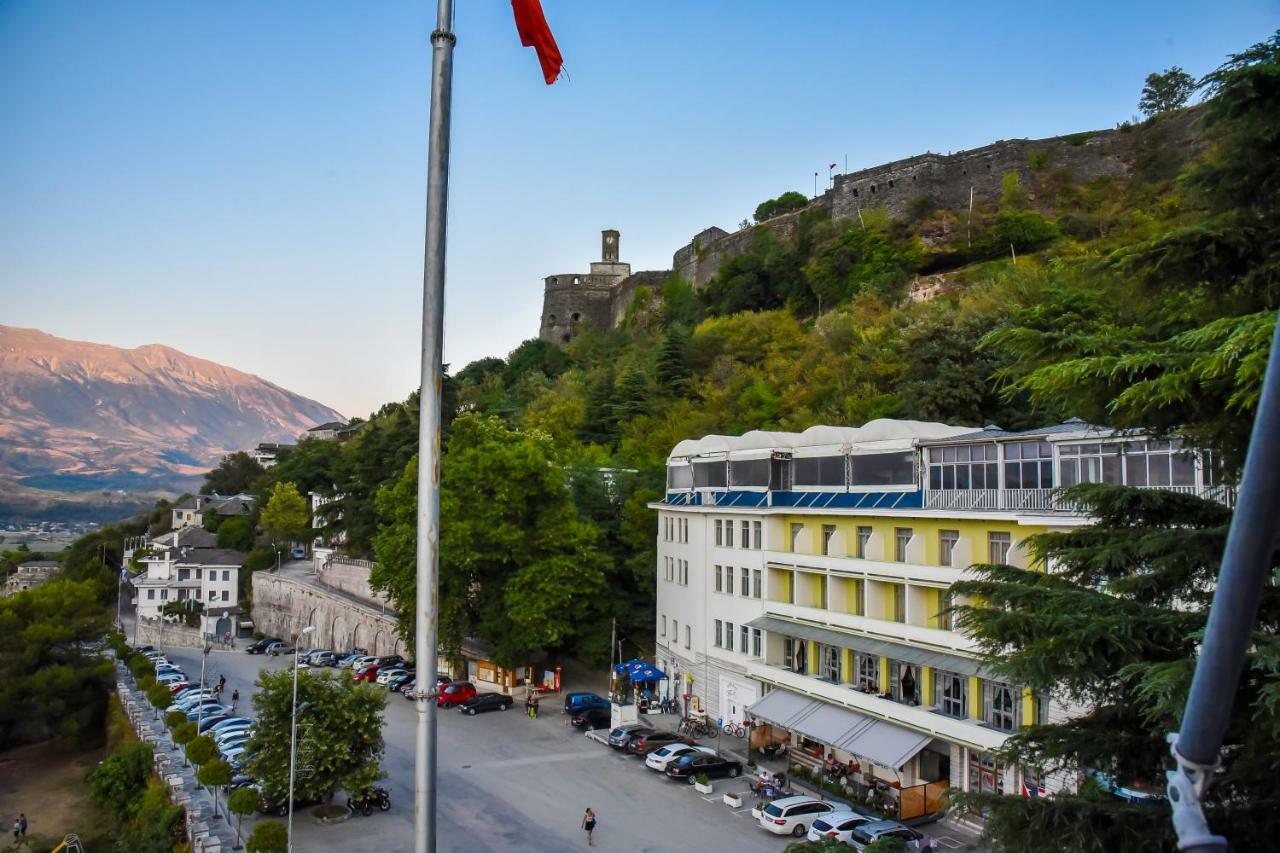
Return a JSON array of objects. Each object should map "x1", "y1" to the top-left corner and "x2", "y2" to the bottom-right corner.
[{"x1": 0, "y1": 325, "x2": 344, "y2": 494}]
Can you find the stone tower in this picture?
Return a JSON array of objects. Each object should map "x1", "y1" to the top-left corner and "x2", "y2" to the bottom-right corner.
[
  {"x1": 602, "y1": 229, "x2": 620, "y2": 263},
  {"x1": 539, "y1": 230, "x2": 632, "y2": 345}
]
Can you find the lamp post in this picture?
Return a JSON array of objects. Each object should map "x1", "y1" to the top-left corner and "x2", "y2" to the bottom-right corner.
[
  {"x1": 287, "y1": 625, "x2": 316, "y2": 852},
  {"x1": 195, "y1": 644, "x2": 212, "y2": 735}
]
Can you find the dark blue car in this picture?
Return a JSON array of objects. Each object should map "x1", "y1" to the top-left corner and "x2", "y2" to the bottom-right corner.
[{"x1": 563, "y1": 692, "x2": 610, "y2": 715}]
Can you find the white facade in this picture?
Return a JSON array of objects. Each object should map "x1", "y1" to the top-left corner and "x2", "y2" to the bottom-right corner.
[{"x1": 133, "y1": 546, "x2": 243, "y2": 636}]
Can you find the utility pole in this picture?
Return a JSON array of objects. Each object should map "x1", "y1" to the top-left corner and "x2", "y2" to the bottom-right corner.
[
  {"x1": 813, "y1": 171, "x2": 818, "y2": 199},
  {"x1": 414, "y1": 2, "x2": 455, "y2": 852}
]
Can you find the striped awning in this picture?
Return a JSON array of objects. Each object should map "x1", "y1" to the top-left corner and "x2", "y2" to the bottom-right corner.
[
  {"x1": 747, "y1": 688, "x2": 931, "y2": 770},
  {"x1": 744, "y1": 615, "x2": 991, "y2": 678}
]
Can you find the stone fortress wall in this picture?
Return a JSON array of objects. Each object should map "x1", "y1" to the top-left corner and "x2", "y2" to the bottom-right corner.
[{"x1": 540, "y1": 110, "x2": 1201, "y2": 338}]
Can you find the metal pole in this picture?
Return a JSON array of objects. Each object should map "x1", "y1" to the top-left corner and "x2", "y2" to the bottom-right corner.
[
  {"x1": 287, "y1": 644, "x2": 300, "y2": 852},
  {"x1": 1169, "y1": 309, "x2": 1280, "y2": 852},
  {"x1": 415, "y1": 2, "x2": 455, "y2": 852}
]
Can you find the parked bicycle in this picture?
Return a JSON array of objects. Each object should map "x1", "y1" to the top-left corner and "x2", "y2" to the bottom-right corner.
[
  {"x1": 722, "y1": 721, "x2": 747, "y2": 738},
  {"x1": 678, "y1": 716, "x2": 711, "y2": 738}
]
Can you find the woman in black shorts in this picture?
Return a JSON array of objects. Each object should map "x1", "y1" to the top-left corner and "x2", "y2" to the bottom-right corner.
[{"x1": 581, "y1": 807, "x2": 597, "y2": 846}]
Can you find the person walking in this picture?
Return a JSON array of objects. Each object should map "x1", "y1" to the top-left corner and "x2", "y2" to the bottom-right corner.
[
  {"x1": 231, "y1": 688, "x2": 240, "y2": 713},
  {"x1": 12, "y1": 817, "x2": 19, "y2": 840},
  {"x1": 531, "y1": 695, "x2": 540, "y2": 719},
  {"x1": 581, "y1": 808, "x2": 597, "y2": 846},
  {"x1": 19, "y1": 814, "x2": 26, "y2": 836},
  {"x1": 218, "y1": 674, "x2": 227, "y2": 693}
]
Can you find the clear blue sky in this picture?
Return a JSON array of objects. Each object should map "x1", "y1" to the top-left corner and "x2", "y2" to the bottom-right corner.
[{"x1": 2, "y1": 1, "x2": 1274, "y2": 417}]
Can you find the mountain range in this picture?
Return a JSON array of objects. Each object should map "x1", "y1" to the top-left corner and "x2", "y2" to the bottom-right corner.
[{"x1": 0, "y1": 325, "x2": 343, "y2": 512}]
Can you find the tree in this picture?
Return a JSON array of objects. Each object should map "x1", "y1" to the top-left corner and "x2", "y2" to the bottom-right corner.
[
  {"x1": 198, "y1": 757, "x2": 234, "y2": 818},
  {"x1": 259, "y1": 482, "x2": 310, "y2": 548},
  {"x1": 228, "y1": 786, "x2": 260, "y2": 850},
  {"x1": 87, "y1": 742, "x2": 153, "y2": 822},
  {"x1": 202, "y1": 451, "x2": 266, "y2": 496},
  {"x1": 245, "y1": 668, "x2": 386, "y2": 812},
  {"x1": 656, "y1": 325, "x2": 692, "y2": 391},
  {"x1": 217, "y1": 516, "x2": 256, "y2": 552},
  {"x1": 186, "y1": 733, "x2": 217, "y2": 768},
  {"x1": 246, "y1": 821, "x2": 288, "y2": 853},
  {"x1": 1138, "y1": 66, "x2": 1198, "y2": 117},
  {"x1": 116, "y1": 779, "x2": 185, "y2": 853},
  {"x1": 165, "y1": 710, "x2": 186, "y2": 729},
  {"x1": 754, "y1": 190, "x2": 809, "y2": 222},
  {"x1": 371, "y1": 415, "x2": 609, "y2": 665},
  {"x1": 865, "y1": 838, "x2": 908, "y2": 853},
  {"x1": 0, "y1": 578, "x2": 114, "y2": 748},
  {"x1": 951, "y1": 486, "x2": 1280, "y2": 851},
  {"x1": 172, "y1": 721, "x2": 197, "y2": 765}
]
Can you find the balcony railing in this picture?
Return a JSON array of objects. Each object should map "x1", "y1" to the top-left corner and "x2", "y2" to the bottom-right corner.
[{"x1": 923, "y1": 484, "x2": 1236, "y2": 512}]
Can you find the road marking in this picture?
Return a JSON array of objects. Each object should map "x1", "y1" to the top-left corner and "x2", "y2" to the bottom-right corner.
[{"x1": 935, "y1": 836, "x2": 963, "y2": 849}]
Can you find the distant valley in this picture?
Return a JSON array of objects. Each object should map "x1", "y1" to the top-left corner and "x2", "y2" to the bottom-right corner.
[{"x1": 0, "y1": 325, "x2": 343, "y2": 523}]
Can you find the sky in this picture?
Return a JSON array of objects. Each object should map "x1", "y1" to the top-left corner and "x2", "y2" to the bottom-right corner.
[{"x1": 1, "y1": 1, "x2": 1275, "y2": 418}]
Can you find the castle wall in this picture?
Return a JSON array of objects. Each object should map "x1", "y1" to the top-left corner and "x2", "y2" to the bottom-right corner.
[
  {"x1": 673, "y1": 204, "x2": 822, "y2": 288},
  {"x1": 540, "y1": 280, "x2": 618, "y2": 344},
  {"x1": 611, "y1": 270, "x2": 673, "y2": 328}
]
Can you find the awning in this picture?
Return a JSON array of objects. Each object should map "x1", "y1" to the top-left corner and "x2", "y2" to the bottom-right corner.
[
  {"x1": 747, "y1": 688, "x2": 931, "y2": 770},
  {"x1": 744, "y1": 615, "x2": 991, "y2": 678}
]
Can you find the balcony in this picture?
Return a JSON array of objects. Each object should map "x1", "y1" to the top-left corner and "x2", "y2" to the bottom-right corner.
[
  {"x1": 745, "y1": 659, "x2": 1010, "y2": 752},
  {"x1": 923, "y1": 484, "x2": 1236, "y2": 513}
]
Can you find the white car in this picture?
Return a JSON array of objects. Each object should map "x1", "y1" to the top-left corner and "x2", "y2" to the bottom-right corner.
[
  {"x1": 221, "y1": 746, "x2": 247, "y2": 763},
  {"x1": 376, "y1": 669, "x2": 408, "y2": 686},
  {"x1": 215, "y1": 727, "x2": 253, "y2": 745},
  {"x1": 351, "y1": 655, "x2": 379, "y2": 670},
  {"x1": 758, "y1": 796, "x2": 836, "y2": 838},
  {"x1": 156, "y1": 672, "x2": 186, "y2": 684},
  {"x1": 644, "y1": 743, "x2": 715, "y2": 772},
  {"x1": 806, "y1": 810, "x2": 873, "y2": 844}
]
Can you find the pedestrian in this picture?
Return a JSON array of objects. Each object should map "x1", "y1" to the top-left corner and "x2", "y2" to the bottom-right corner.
[
  {"x1": 231, "y1": 688, "x2": 240, "y2": 712},
  {"x1": 12, "y1": 817, "x2": 18, "y2": 840},
  {"x1": 581, "y1": 808, "x2": 597, "y2": 846},
  {"x1": 531, "y1": 696, "x2": 539, "y2": 719},
  {"x1": 19, "y1": 814, "x2": 25, "y2": 836},
  {"x1": 218, "y1": 674, "x2": 226, "y2": 692}
]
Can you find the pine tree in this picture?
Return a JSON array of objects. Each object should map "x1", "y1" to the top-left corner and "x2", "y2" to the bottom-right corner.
[{"x1": 656, "y1": 325, "x2": 692, "y2": 391}]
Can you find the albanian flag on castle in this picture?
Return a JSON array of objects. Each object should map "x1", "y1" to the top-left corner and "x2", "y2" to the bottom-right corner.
[{"x1": 511, "y1": 0, "x2": 564, "y2": 84}]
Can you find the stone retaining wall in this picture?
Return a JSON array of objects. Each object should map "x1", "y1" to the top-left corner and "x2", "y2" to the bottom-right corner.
[{"x1": 252, "y1": 571, "x2": 404, "y2": 656}]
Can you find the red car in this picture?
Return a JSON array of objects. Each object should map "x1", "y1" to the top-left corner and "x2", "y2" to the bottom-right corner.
[
  {"x1": 437, "y1": 682, "x2": 476, "y2": 708},
  {"x1": 353, "y1": 665, "x2": 381, "y2": 682},
  {"x1": 168, "y1": 682, "x2": 192, "y2": 694}
]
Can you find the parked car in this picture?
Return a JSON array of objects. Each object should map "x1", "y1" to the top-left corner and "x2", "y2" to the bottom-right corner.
[
  {"x1": 564, "y1": 693, "x2": 610, "y2": 715},
  {"x1": 265, "y1": 641, "x2": 294, "y2": 656},
  {"x1": 376, "y1": 655, "x2": 406, "y2": 668},
  {"x1": 197, "y1": 715, "x2": 230, "y2": 734},
  {"x1": 185, "y1": 704, "x2": 230, "y2": 722},
  {"x1": 337, "y1": 649, "x2": 368, "y2": 667},
  {"x1": 607, "y1": 724, "x2": 654, "y2": 750},
  {"x1": 309, "y1": 651, "x2": 339, "y2": 667},
  {"x1": 848, "y1": 819, "x2": 925, "y2": 851},
  {"x1": 133, "y1": 645, "x2": 156, "y2": 655},
  {"x1": 245, "y1": 638, "x2": 280, "y2": 655},
  {"x1": 167, "y1": 681, "x2": 192, "y2": 694},
  {"x1": 258, "y1": 792, "x2": 323, "y2": 816},
  {"x1": 156, "y1": 672, "x2": 186, "y2": 685},
  {"x1": 644, "y1": 743, "x2": 714, "y2": 772},
  {"x1": 626, "y1": 730, "x2": 694, "y2": 756},
  {"x1": 807, "y1": 811, "x2": 874, "y2": 844},
  {"x1": 385, "y1": 672, "x2": 414, "y2": 692},
  {"x1": 209, "y1": 717, "x2": 253, "y2": 734},
  {"x1": 570, "y1": 707, "x2": 612, "y2": 730},
  {"x1": 352, "y1": 665, "x2": 380, "y2": 683},
  {"x1": 375, "y1": 668, "x2": 409, "y2": 686},
  {"x1": 757, "y1": 796, "x2": 837, "y2": 838},
  {"x1": 400, "y1": 679, "x2": 417, "y2": 699},
  {"x1": 459, "y1": 693, "x2": 513, "y2": 715},
  {"x1": 216, "y1": 729, "x2": 254, "y2": 748},
  {"x1": 437, "y1": 682, "x2": 476, "y2": 708},
  {"x1": 664, "y1": 752, "x2": 744, "y2": 783},
  {"x1": 298, "y1": 649, "x2": 329, "y2": 665},
  {"x1": 227, "y1": 773, "x2": 255, "y2": 791},
  {"x1": 290, "y1": 547, "x2": 306, "y2": 559}
]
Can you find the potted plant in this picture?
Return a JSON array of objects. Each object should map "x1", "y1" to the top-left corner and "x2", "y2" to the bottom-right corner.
[
  {"x1": 694, "y1": 773, "x2": 714, "y2": 794},
  {"x1": 723, "y1": 790, "x2": 743, "y2": 808}
]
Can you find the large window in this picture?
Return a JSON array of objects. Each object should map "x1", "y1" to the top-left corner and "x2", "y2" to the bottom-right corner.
[
  {"x1": 661, "y1": 616, "x2": 667, "y2": 637},
  {"x1": 822, "y1": 645, "x2": 842, "y2": 683},
  {"x1": 715, "y1": 519, "x2": 723, "y2": 546},
  {"x1": 1124, "y1": 440, "x2": 1196, "y2": 487},
  {"x1": 752, "y1": 520, "x2": 762, "y2": 549},
  {"x1": 714, "y1": 565, "x2": 723, "y2": 592},
  {"x1": 849, "y1": 451, "x2": 915, "y2": 487},
  {"x1": 988, "y1": 532, "x2": 1012, "y2": 565},
  {"x1": 986, "y1": 683, "x2": 1018, "y2": 732},
  {"x1": 1004, "y1": 440, "x2": 1053, "y2": 489},
  {"x1": 752, "y1": 569, "x2": 762, "y2": 599},
  {"x1": 928, "y1": 443, "x2": 999, "y2": 490},
  {"x1": 667, "y1": 465, "x2": 693, "y2": 490},
  {"x1": 725, "y1": 566, "x2": 734, "y2": 595},
  {"x1": 729, "y1": 458, "x2": 770, "y2": 488},
  {"x1": 938, "y1": 589, "x2": 956, "y2": 631},
  {"x1": 856, "y1": 526, "x2": 872, "y2": 559},
  {"x1": 693, "y1": 460, "x2": 727, "y2": 488},
  {"x1": 937, "y1": 671, "x2": 967, "y2": 718},
  {"x1": 892, "y1": 583, "x2": 906, "y2": 623},
  {"x1": 740, "y1": 567, "x2": 750, "y2": 597},
  {"x1": 894, "y1": 662, "x2": 920, "y2": 705},
  {"x1": 790, "y1": 523, "x2": 803, "y2": 551},
  {"x1": 1058, "y1": 443, "x2": 1121, "y2": 486},
  {"x1": 939, "y1": 530, "x2": 959, "y2": 567},
  {"x1": 725, "y1": 520, "x2": 735, "y2": 548},
  {"x1": 894, "y1": 528, "x2": 913, "y2": 563},
  {"x1": 822, "y1": 524, "x2": 837, "y2": 556},
  {"x1": 857, "y1": 654, "x2": 880, "y2": 692},
  {"x1": 751, "y1": 628, "x2": 762, "y2": 657},
  {"x1": 793, "y1": 455, "x2": 846, "y2": 487},
  {"x1": 724, "y1": 622, "x2": 734, "y2": 651},
  {"x1": 714, "y1": 620, "x2": 723, "y2": 647}
]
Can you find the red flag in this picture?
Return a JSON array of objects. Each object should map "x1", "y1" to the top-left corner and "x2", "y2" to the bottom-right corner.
[{"x1": 511, "y1": 0, "x2": 563, "y2": 85}]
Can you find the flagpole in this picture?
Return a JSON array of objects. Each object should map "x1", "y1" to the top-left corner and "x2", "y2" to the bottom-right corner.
[{"x1": 415, "y1": 1, "x2": 455, "y2": 851}]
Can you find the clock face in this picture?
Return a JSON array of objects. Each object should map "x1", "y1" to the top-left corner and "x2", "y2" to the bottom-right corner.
[{"x1": 606, "y1": 236, "x2": 614, "y2": 245}]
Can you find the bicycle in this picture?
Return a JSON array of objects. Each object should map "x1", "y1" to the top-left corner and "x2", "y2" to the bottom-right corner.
[{"x1": 723, "y1": 721, "x2": 746, "y2": 738}]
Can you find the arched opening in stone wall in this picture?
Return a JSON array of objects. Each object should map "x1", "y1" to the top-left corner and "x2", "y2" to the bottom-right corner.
[
  {"x1": 548, "y1": 314, "x2": 556, "y2": 324},
  {"x1": 571, "y1": 312, "x2": 580, "y2": 322},
  {"x1": 373, "y1": 629, "x2": 387, "y2": 656},
  {"x1": 352, "y1": 623, "x2": 367, "y2": 653},
  {"x1": 332, "y1": 615, "x2": 351, "y2": 652},
  {"x1": 573, "y1": 276, "x2": 580, "y2": 285},
  {"x1": 870, "y1": 185, "x2": 877, "y2": 194},
  {"x1": 852, "y1": 188, "x2": 859, "y2": 197}
]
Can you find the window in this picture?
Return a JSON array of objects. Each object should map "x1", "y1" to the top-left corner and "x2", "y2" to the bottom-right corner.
[
  {"x1": 892, "y1": 584, "x2": 906, "y2": 623},
  {"x1": 680, "y1": 560, "x2": 689, "y2": 585},
  {"x1": 939, "y1": 530, "x2": 959, "y2": 567},
  {"x1": 725, "y1": 520, "x2": 735, "y2": 548},
  {"x1": 724, "y1": 622, "x2": 734, "y2": 651},
  {"x1": 714, "y1": 620, "x2": 723, "y2": 647},
  {"x1": 161, "y1": 589, "x2": 169, "y2": 600},
  {"x1": 667, "y1": 464, "x2": 693, "y2": 490},
  {"x1": 195, "y1": 569, "x2": 202, "y2": 579},
  {"x1": 223, "y1": 570, "x2": 231, "y2": 582},
  {"x1": 1123, "y1": 440, "x2": 1196, "y2": 487},
  {"x1": 986, "y1": 683, "x2": 1017, "y2": 731},
  {"x1": 661, "y1": 616, "x2": 667, "y2": 637},
  {"x1": 894, "y1": 662, "x2": 920, "y2": 704},
  {"x1": 729, "y1": 458, "x2": 770, "y2": 488},
  {"x1": 725, "y1": 567, "x2": 734, "y2": 595},
  {"x1": 790, "y1": 523, "x2": 803, "y2": 551},
  {"x1": 849, "y1": 451, "x2": 915, "y2": 486},
  {"x1": 685, "y1": 626, "x2": 691, "y2": 649},
  {"x1": 741, "y1": 567, "x2": 750, "y2": 597},
  {"x1": 928, "y1": 443, "x2": 999, "y2": 490},
  {"x1": 822, "y1": 524, "x2": 836, "y2": 556},
  {"x1": 856, "y1": 526, "x2": 872, "y2": 559},
  {"x1": 793, "y1": 455, "x2": 847, "y2": 487},
  {"x1": 664, "y1": 517, "x2": 671, "y2": 541},
  {"x1": 715, "y1": 519, "x2": 723, "y2": 546},
  {"x1": 988, "y1": 532, "x2": 1012, "y2": 565},
  {"x1": 680, "y1": 518, "x2": 688, "y2": 543},
  {"x1": 178, "y1": 568, "x2": 190, "y2": 581},
  {"x1": 751, "y1": 628, "x2": 762, "y2": 657},
  {"x1": 783, "y1": 637, "x2": 806, "y2": 673},
  {"x1": 752, "y1": 569, "x2": 762, "y2": 599},
  {"x1": 673, "y1": 620, "x2": 678, "y2": 642},
  {"x1": 741, "y1": 625, "x2": 750, "y2": 654},
  {"x1": 147, "y1": 589, "x2": 155, "y2": 600},
  {"x1": 207, "y1": 590, "x2": 215, "y2": 601},
  {"x1": 938, "y1": 589, "x2": 956, "y2": 631},
  {"x1": 850, "y1": 579, "x2": 865, "y2": 616},
  {"x1": 822, "y1": 645, "x2": 842, "y2": 682},
  {"x1": 857, "y1": 654, "x2": 879, "y2": 692},
  {"x1": 693, "y1": 460, "x2": 727, "y2": 488},
  {"x1": 1057, "y1": 443, "x2": 1122, "y2": 487},
  {"x1": 937, "y1": 672, "x2": 967, "y2": 718},
  {"x1": 221, "y1": 590, "x2": 229, "y2": 601},
  {"x1": 969, "y1": 752, "x2": 1004, "y2": 795},
  {"x1": 752, "y1": 520, "x2": 762, "y2": 549},
  {"x1": 1003, "y1": 440, "x2": 1053, "y2": 489},
  {"x1": 714, "y1": 565, "x2": 723, "y2": 592},
  {"x1": 894, "y1": 528, "x2": 912, "y2": 562}
]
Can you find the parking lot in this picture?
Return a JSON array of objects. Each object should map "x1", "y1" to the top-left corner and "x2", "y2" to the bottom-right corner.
[{"x1": 159, "y1": 645, "x2": 802, "y2": 852}]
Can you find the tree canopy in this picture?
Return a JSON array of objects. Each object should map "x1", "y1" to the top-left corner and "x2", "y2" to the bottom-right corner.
[
  {"x1": 202, "y1": 451, "x2": 266, "y2": 495},
  {"x1": 1139, "y1": 66, "x2": 1199, "y2": 117},
  {"x1": 259, "y1": 481, "x2": 310, "y2": 546}
]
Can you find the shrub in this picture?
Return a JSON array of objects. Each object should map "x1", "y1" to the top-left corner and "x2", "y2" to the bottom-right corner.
[
  {"x1": 246, "y1": 821, "x2": 289, "y2": 853},
  {"x1": 87, "y1": 742, "x2": 154, "y2": 822},
  {"x1": 1061, "y1": 131, "x2": 1094, "y2": 146},
  {"x1": 993, "y1": 210, "x2": 1059, "y2": 252}
]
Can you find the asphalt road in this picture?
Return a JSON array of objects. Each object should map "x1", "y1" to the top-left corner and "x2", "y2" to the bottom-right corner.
[{"x1": 159, "y1": 645, "x2": 792, "y2": 852}]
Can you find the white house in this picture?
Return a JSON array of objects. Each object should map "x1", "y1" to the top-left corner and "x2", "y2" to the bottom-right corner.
[
  {"x1": 132, "y1": 534, "x2": 245, "y2": 638},
  {"x1": 170, "y1": 493, "x2": 256, "y2": 529}
]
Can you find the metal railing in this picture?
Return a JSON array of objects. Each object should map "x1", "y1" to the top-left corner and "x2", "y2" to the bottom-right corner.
[{"x1": 923, "y1": 485, "x2": 1236, "y2": 512}]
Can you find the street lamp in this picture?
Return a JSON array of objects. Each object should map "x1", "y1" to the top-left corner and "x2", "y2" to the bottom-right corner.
[
  {"x1": 287, "y1": 625, "x2": 316, "y2": 852},
  {"x1": 195, "y1": 644, "x2": 212, "y2": 736}
]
